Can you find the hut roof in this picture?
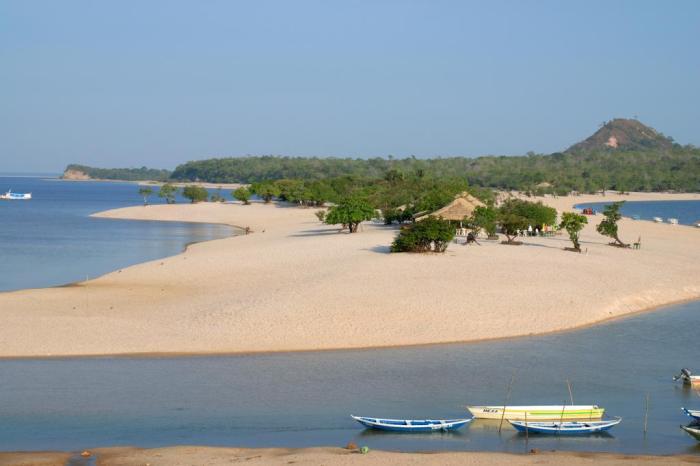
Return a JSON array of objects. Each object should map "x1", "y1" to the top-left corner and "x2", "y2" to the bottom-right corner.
[{"x1": 416, "y1": 194, "x2": 485, "y2": 221}]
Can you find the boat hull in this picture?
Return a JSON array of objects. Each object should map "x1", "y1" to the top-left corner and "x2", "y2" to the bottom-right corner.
[
  {"x1": 351, "y1": 416, "x2": 471, "y2": 432},
  {"x1": 681, "y1": 425, "x2": 700, "y2": 441},
  {"x1": 509, "y1": 418, "x2": 621, "y2": 435},
  {"x1": 682, "y1": 408, "x2": 700, "y2": 421},
  {"x1": 467, "y1": 405, "x2": 604, "y2": 420}
]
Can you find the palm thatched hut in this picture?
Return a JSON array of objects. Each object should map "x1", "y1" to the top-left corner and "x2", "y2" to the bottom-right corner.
[{"x1": 416, "y1": 193, "x2": 485, "y2": 222}]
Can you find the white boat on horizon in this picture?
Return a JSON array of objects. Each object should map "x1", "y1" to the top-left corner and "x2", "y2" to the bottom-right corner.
[
  {"x1": 0, "y1": 189, "x2": 32, "y2": 200},
  {"x1": 653, "y1": 217, "x2": 663, "y2": 223},
  {"x1": 466, "y1": 405, "x2": 604, "y2": 421},
  {"x1": 668, "y1": 218, "x2": 679, "y2": 225}
]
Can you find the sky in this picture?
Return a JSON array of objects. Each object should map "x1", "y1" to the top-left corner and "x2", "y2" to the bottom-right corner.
[{"x1": 1, "y1": 0, "x2": 699, "y2": 173}]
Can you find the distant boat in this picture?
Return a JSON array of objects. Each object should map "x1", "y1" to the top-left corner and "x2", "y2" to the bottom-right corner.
[
  {"x1": 682, "y1": 408, "x2": 700, "y2": 421},
  {"x1": 466, "y1": 405, "x2": 604, "y2": 420},
  {"x1": 631, "y1": 214, "x2": 641, "y2": 220},
  {"x1": 653, "y1": 217, "x2": 663, "y2": 223},
  {"x1": 508, "y1": 418, "x2": 621, "y2": 435},
  {"x1": 0, "y1": 189, "x2": 32, "y2": 200},
  {"x1": 674, "y1": 368, "x2": 700, "y2": 385},
  {"x1": 681, "y1": 425, "x2": 700, "y2": 441},
  {"x1": 350, "y1": 415, "x2": 472, "y2": 432},
  {"x1": 695, "y1": 221, "x2": 700, "y2": 228},
  {"x1": 668, "y1": 218, "x2": 679, "y2": 225}
]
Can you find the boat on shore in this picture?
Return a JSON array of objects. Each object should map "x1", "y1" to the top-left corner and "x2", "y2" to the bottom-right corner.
[
  {"x1": 466, "y1": 405, "x2": 604, "y2": 420},
  {"x1": 668, "y1": 218, "x2": 679, "y2": 225},
  {"x1": 350, "y1": 415, "x2": 472, "y2": 432},
  {"x1": 682, "y1": 408, "x2": 700, "y2": 421},
  {"x1": 681, "y1": 425, "x2": 700, "y2": 441},
  {"x1": 653, "y1": 217, "x2": 663, "y2": 223},
  {"x1": 509, "y1": 418, "x2": 621, "y2": 435},
  {"x1": 0, "y1": 189, "x2": 32, "y2": 200}
]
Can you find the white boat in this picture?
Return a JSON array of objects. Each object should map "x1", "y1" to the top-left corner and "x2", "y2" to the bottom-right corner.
[
  {"x1": 509, "y1": 417, "x2": 621, "y2": 435},
  {"x1": 653, "y1": 217, "x2": 663, "y2": 223},
  {"x1": 466, "y1": 405, "x2": 604, "y2": 421},
  {"x1": 681, "y1": 424, "x2": 700, "y2": 441},
  {"x1": 0, "y1": 189, "x2": 32, "y2": 200},
  {"x1": 682, "y1": 408, "x2": 700, "y2": 421},
  {"x1": 674, "y1": 368, "x2": 700, "y2": 385},
  {"x1": 351, "y1": 415, "x2": 472, "y2": 432},
  {"x1": 668, "y1": 218, "x2": 679, "y2": 225}
]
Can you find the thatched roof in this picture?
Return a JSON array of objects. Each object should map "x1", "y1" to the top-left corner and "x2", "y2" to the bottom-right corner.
[{"x1": 416, "y1": 194, "x2": 485, "y2": 222}]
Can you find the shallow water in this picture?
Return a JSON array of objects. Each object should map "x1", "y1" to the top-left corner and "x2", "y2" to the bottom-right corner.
[
  {"x1": 576, "y1": 199, "x2": 700, "y2": 226},
  {"x1": 0, "y1": 176, "x2": 234, "y2": 291},
  {"x1": 1, "y1": 301, "x2": 699, "y2": 455}
]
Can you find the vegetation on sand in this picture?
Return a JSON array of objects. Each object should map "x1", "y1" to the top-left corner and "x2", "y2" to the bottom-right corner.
[
  {"x1": 138, "y1": 187, "x2": 153, "y2": 205},
  {"x1": 391, "y1": 216, "x2": 455, "y2": 253},
  {"x1": 560, "y1": 212, "x2": 588, "y2": 252},
  {"x1": 233, "y1": 187, "x2": 251, "y2": 205},
  {"x1": 182, "y1": 185, "x2": 209, "y2": 203},
  {"x1": 158, "y1": 183, "x2": 178, "y2": 204},
  {"x1": 596, "y1": 201, "x2": 627, "y2": 247},
  {"x1": 324, "y1": 196, "x2": 376, "y2": 233}
]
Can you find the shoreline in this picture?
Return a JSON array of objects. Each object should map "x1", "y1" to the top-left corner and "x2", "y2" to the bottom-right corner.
[
  {"x1": 0, "y1": 192, "x2": 699, "y2": 358},
  {"x1": 1, "y1": 446, "x2": 698, "y2": 466}
]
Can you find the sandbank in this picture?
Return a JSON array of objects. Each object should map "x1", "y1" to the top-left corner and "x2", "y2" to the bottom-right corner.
[
  {"x1": 0, "y1": 192, "x2": 699, "y2": 357},
  {"x1": 1, "y1": 446, "x2": 698, "y2": 466}
]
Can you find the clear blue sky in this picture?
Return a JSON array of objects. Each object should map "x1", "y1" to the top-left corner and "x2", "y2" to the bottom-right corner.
[{"x1": 2, "y1": 0, "x2": 699, "y2": 172}]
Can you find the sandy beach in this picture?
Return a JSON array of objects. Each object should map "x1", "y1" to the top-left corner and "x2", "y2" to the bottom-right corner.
[
  {"x1": 1, "y1": 446, "x2": 698, "y2": 466},
  {"x1": 0, "y1": 192, "x2": 699, "y2": 357}
]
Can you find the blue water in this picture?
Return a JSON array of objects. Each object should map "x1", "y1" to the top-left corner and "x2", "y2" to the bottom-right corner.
[
  {"x1": 0, "y1": 176, "x2": 235, "y2": 291},
  {"x1": 576, "y1": 200, "x2": 700, "y2": 226},
  {"x1": 1, "y1": 300, "x2": 700, "y2": 455}
]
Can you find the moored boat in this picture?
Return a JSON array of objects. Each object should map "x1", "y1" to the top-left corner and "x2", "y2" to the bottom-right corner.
[
  {"x1": 674, "y1": 368, "x2": 700, "y2": 385},
  {"x1": 682, "y1": 408, "x2": 700, "y2": 421},
  {"x1": 681, "y1": 425, "x2": 700, "y2": 441},
  {"x1": 0, "y1": 189, "x2": 32, "y2": 200},
  {"x1": 508, "y1": 417, "x2": 621, "y2": 435},
  {"x1": 668, "y1": 218, "x2": 679, "y2": 225},
  {"x1": 653, "y1": 217, "x2": 663, "y2": 223},
  {"x1": 350, "y1": 415, "x2": 472, "y2": 432},
  {"x1": 466, "y1": 405, "x2": 604, "y2": 420}
]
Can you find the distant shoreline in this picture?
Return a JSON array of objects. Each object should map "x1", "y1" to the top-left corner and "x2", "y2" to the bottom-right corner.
[{"x1": 54, "y1": 176, "x2": 245, "y2": 189}]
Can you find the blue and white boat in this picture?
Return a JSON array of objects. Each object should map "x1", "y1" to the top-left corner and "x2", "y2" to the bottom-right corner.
[
  {"x1": 682, "y1": 408, "x2": 700, "y2": 421},
  {"x1": 0, "y1": 189, "x2": 32, "y2": 200},
  {"x1": 508, "y1": 417, "x2": 621, "y2": 435},
  {"x1": 351, "y1": 415, "x2": 472, "y2": 432}
]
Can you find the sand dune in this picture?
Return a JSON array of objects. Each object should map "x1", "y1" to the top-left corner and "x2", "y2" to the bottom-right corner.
[{"x1": 0, "y1": 192, "x2": 698, "y2": 357}]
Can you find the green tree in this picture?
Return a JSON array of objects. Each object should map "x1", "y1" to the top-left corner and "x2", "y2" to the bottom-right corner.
[
  {"x1": 469, "y1": 205, "x2": 498, "y2": 237},
  {"x1": 158, "y1": 183, "x2": 178, "y2": 204},
  {"x1": 596, "y1": 201, "x2": 627, "y2": 247},
  {"x1": 233, "y1": 187, "x2": 251, "y2": 205},
  {"x1": 391, "y1": 216, "x2": 455, "y2": 253},
  {"x1": 138, "y1": 186, "x2": 153, "y2": 205},
  {"x1": 324, "y1": 196, "x2": 375, "y2": 233},
  {"x1": 314, "y1": 210, "x2": 326, "y2": 222},
  {"x1": 182, "y1": 185, "x2": 208, "y2": 203},
  {"x1": 250, "y1": 181, "x2": 280, "y2": 203},
  {"x1": 559, "y1": 212, "x2": 588, "y2": 252}
]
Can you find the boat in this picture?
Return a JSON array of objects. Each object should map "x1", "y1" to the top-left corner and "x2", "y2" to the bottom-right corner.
[
  {"x1": 668, "y1": 218, "x2": 679, "y2": 225},
  {"x1": 674, "y1": 368, "x2": 700, "y2": 385},
  {"x1": 0, "y1": 189, "x2": 32, "y2": 200},
  {"x1": 350, "y1": 415, "x2": 472, "y2": 432},
  {"x1": 653, "y1": 217, "x2": 663, "y2": 223},
  {"x1": 466, "y1": 405, "x2": 604, "y2": 420},
  {"x1": 681, "y1": 425, "x2": 700, "y2": 441},
  {"x1": 508, "y1": 418, "x2": 621, "y2": 435},
  {"x1": 682, "y1": 408, "x2": 700, "y2": 421},
  {"x1": 695, "y1": 221, "x2": 700, "y2": 228},
  {"x1": 631, "y1": 214, "x2": 641, "y2": 220}
]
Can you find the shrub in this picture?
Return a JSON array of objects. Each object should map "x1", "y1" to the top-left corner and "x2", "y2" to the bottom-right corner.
[
  {"x1": 391, "y1": 216, "x2": 455, "y2": 253},
  {"x1": 182, "y1": 185, "x2": 208, "y2": 203}
]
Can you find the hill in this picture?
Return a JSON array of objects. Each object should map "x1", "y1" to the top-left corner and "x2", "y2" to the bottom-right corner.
[
  {"x1": 62, "y1": 164, "x2": 171, "y2": 182},
  {"x1": 566, "y1": 118, "x2": 675, "y2": 153}
]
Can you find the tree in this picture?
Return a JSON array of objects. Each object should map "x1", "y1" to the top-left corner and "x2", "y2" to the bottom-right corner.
[
  {"x1": 158, "y1": 183, "x2": 178, "y2": 204},
  {"x1": 314, "y1": 210, "x2": 326, "y2": 222},
  {"x1": 250, "y1": 181, "x2": 280, "y2": 203},
  {"x1": 596, "y1": 201, "x2": 627, "y2": 247},
  {"x1": 560, "y1": 212, "x2": 588, "y2": 252},
  {"x1": 497, "y1": 199, "x2": 532, "y2": 244},
  {"x1": 391, "y1": 216, "x2": 455, "y2": 253},
  {"x1": 469, "y1": 205, "x2": 498, "y2": 238},
  {"x1": 233, "y1": 187, "x2": 251, "y2": 205},
  {"x1": 138, "y1": 186, "x2": 153, "y2": 205},
  {"x1": 324, "y1": 196, "x2": 375, "y2": 233},
  {"x1": 182, "y1": 185, "x2": 208, "y2": 203}
]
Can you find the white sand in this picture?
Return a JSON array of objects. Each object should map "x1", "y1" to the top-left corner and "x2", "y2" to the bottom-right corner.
[
  {"x1": 0, "y1": 193, "x2": 699, "y2": 357},
  {"x1": 2, "y1": 446, "x2": 697, "y2": 466}
]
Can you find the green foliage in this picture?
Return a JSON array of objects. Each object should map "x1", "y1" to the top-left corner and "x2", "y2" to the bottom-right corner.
[
  {"x1": 249, "y1": 181, "x2": 280, "y2": 203},
  {"x1": 596, "y1": 201, "x2": 627, "y2": 246},
  {"x1": 391, "y1": 216, "x2": 455, "y2": 253},
  {"x1": 560, "y1": 212, "x2": 588, "y2": 251},
  {"x1": 497, "y1": 199, "x2": 557, "y2": 243},
  {"x1": 324, "y1": 196, "x2": 376, "y2": 233},
  {"x1": 65, "y1": 164, "x2": 170, "y2": 181},
  {"x1": 232, "y1": 187, "x2": 251, "y2": 205},
  {"x1": 182, "y1": 185, "x2": 208, "y2": 203},
  {"x1": 137, "y1": 186, "x2": 153, "y2": 205},
  {"x1": 314, "y1": 210, "x2": 326, "y2": 222},
  {"x1": 469, "y1": 205, "x2": 498, "y2": 237},
  {"x1": 158, "y1": 183, "x2": 178, "y2": 204},
  {"x1": 210, "y1": 188, "x2": 226, "y2": 203}
]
